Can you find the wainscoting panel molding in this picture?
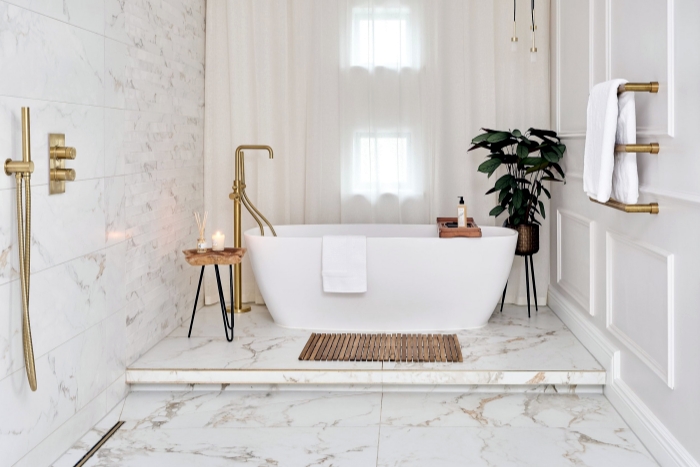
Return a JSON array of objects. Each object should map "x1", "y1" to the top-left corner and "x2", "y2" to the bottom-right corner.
[
  {"x1": 606, "y1": 231, "x2": 675, "y2": 389},
  {"x1": 556, "y1": 209, "x2": 594, "y2": 315}
]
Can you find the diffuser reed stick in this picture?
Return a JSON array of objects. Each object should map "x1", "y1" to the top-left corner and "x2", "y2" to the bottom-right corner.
[{"x1": 194, "y1": 211, "x2": 208, "y2": 252}]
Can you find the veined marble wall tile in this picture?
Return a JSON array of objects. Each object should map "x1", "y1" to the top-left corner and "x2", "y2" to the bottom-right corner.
[
  {"x1": 105, "y1": 175, "x2": 126, "y2": 245},
  {"x1": 104, "y1": 0, "x2": 128, "y2": 44},
  {"x1": 0, "y1": 3, "x2": 105, "y2": 106},
  {"x1": 0, "y1": 97, "x2": 105, "y2": 192},
  {"x1": 0, "y1": 0, "x2": 204, "y2": 464},
  {"x1": 77, "y1": 310, "x2": 126, "y2": 406},
  {"x1": 105, "y1": 242, "x2": 127, "y2": 315},
  {"x1": 5, "y1": 0, "x2": 105, "y2": 35},
  {"x1": 14, "y1": 376, "x2": 127, "y2": 467},
  {"x1": 30, "y1": 179, "x2": 106, "y2": 272},
  {"x1": 105, "y1": 38, "x2": 128, "y2": 109},
  {"x1": 0, "y1": 333, "x2": 81, "y2": 466},
  {"x1": 105, "y1": 108, "x2": 126, "y2": 177}
]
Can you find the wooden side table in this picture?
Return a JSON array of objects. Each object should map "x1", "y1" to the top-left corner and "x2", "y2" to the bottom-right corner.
[{"x1": 183, "y1": 248, "x2": 246, "y2": 341}]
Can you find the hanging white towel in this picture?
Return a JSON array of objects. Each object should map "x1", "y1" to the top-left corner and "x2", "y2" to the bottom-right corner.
[
  {"x1": 611, "y1": 90, "x2": 639, "y2": 204},
  {"x1": 583, "y1": 79, "x2": 627, "y2": 203},
  {"x1": 322, "y1": 236, "x2": 367, "y2": 293}
]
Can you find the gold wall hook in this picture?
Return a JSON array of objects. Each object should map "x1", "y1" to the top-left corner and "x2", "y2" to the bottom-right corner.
[{"x1": 49, "y1": 133, "x2": 77, "y2": 194}]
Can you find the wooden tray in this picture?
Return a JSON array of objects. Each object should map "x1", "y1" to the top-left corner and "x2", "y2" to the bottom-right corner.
[
  {"x1": 182, "y1": 248, "x2": 246, "y2": 266},
  {"x1": 437, "y1": 217, "x2": 482, "y2": 238}
]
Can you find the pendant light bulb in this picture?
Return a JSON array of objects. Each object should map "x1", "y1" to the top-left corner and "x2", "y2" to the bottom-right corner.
[{"x1": 529, "y1": 0, "x2": 537, "y2": 62}]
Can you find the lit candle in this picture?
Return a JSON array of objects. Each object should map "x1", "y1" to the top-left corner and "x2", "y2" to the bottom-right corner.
[{"x1": 212, "y1": 231, "x2": 225, "y2": 251}]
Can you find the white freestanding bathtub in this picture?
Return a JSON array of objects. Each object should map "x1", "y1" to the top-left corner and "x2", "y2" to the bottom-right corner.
[{"x1": 244, "y1": 224, "x2": 517, "y2": 331}]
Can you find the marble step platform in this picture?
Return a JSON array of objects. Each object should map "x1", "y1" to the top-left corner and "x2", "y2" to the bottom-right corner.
[{"x1": 127, "y1": 304, "x2": 605, "y2": 391}]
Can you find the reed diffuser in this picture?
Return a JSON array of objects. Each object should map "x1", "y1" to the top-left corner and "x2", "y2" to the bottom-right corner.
[{"x1": 194, "y1": 211, "x2": 208, "y2": 253}]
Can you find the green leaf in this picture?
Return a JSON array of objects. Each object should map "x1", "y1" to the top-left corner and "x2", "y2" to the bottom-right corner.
[
  {"x1": 542, "y1": 149, "x2": 559, "y2": 163},
  {"x1": 522, "y1": 157, "x2": 543, "y2": 166},
  {"x1": 486, "y1": 132, "x2": 511, "y2": 143},
  {"x1": 542, "y1": 186, "x2": 551, "y2": 198},
  {"x1": 516, "y1": 143, "x2": 529, "y2": 160},
  {"x1": 513, "y1": 190, "x2": 523, "y2": 209},
  {"x1": 485, "y1": 187, "x2": 498, "y2": 195},
  {"x1": 478, "y1": 158, "x2": 501, "y2": 175},
  {"x1": 539, "y1": 201, "x2": 546, "y2": 219},
  {"x1": 495, "y1": 174, "x2": 513, "y2": 190},
  {"x1": 512, "y1": 129, "x2": 522, "y2": 137},
  {"x1": 498, "y1": 189, "x2": 511, "y2": 204},
  {"x1": 471, "y1": 133, "x2": 490, "y2": 144},
  {"x1": 489, "y1": 205, "x2": 506, "y2": 217},
  {"x1": 551, "y1": 162, "x2": 565, "y2": 178}
]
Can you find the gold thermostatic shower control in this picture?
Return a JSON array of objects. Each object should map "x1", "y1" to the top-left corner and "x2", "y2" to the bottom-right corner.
[{"x1": 49, "y1": 133, "x2": 77, "y2": 194}]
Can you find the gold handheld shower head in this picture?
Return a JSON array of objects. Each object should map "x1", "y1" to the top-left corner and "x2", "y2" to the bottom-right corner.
[{"x1": 4, "y1": 107, "x2": 37, "y2": 391}]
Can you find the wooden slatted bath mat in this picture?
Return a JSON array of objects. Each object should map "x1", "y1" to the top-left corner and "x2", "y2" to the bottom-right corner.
[{"x1": 298, "y1": 333, "x2": 463, "y2": 363}]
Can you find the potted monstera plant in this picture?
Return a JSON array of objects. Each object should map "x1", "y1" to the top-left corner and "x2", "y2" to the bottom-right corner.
[{"x1": 469, "y1": 128, "x2": 566, "y2": 255}]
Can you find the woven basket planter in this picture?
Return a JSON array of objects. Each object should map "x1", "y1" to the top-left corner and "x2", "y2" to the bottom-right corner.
[{"x1": 511, "y1": 223, "x2": 539, "y2": 256}]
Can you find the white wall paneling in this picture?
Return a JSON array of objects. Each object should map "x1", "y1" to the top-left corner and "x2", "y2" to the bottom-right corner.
[
  {"x1": 609, "y1": 0, "x2": 674, "y2": 137},
  {"x1": 554, "y1": 0, "x2": 590, "y2": 139},
  {"x1": 551, "y1": 0, "x2": 700, "y2": 464},
  {"x1": 556, "y1": 209, "x2": 594, "y2": 315},
  {"x1": 606, "y1": 231, "x2": 675, "y2": 389}
]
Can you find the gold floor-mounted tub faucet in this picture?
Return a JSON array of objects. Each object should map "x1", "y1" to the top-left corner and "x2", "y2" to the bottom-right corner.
[{"x1": 228, "y1": 145, "x2": 277, "y2": 313}]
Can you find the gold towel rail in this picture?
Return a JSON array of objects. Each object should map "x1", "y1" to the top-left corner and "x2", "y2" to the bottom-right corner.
[
  {"x1": 590, "y1": 197, "x2": 659, "y2": 214},
  {"x1": 615, "y1": 143, "x2": 660, "y2": 154},
  {"x1": 618, "y1": 82, "x2": 659, "y2": 94}
]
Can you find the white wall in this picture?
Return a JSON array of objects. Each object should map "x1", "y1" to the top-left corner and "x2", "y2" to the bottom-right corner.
[
  {"x1": 550, "y1": 1, "x2": 700, "y2": 465},
  {"x1": 0, "y1": 1, "x2": 205, "y2": 465}
]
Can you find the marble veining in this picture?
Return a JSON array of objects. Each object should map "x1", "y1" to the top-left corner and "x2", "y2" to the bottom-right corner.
[
  {"x1": 127, "y1": 305, "x2": 605, "y2": 387},
  {"x1": 0, "y1": 0, "x2": 205, "y2": 465},
  {"x1": 52, "y1": 390, "x2": 658, "y2": 466}
]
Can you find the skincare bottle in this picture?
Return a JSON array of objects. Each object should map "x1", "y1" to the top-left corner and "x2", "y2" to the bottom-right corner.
[{"x1": 457, "y1": 196, "x2": 468, "y2": 227}]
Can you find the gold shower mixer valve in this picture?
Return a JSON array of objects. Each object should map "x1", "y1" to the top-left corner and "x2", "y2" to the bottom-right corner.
[{"x1": 49, "y1": 133, "x2": 76, "y2": 194}]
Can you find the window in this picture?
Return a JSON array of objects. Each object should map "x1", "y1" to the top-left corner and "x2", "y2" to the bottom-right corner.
[
  {"x1": 351, "y1": 6, "x2": 417, "y2": 69},
  {"x1": 353, "y1": 132, "x2": 415, "y2": 194}
]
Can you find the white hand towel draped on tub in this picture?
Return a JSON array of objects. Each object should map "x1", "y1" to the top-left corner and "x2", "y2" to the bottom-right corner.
[
  {"x1": 322, "y1": 236, "x2": 367, "y2": 293},
  {"x1": 583, "y1": 79, "x2": 639, "y2": 204}
]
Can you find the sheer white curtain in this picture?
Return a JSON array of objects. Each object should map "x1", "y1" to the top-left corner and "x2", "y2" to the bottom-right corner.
[{"x1": 204, "y1": 0, "x2": 549, "y2": 305}]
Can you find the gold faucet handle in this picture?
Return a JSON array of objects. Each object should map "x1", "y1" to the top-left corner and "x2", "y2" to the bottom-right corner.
[
  {"x1": 51, "y1": 168, "x2": 76, "y2": 181},
  {"x1": 51, "y1": 146, "x2": 76, "y2": 160}
]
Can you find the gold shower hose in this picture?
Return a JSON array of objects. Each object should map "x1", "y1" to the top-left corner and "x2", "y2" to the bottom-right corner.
[
  {"x1": 5, "y1": 107, "x2": 37, "y2": 391},
  {"x1": 17, "y1": 170, "x2": 36, "y2": 391}
]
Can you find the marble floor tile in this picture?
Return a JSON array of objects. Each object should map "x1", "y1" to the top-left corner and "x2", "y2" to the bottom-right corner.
[
  {"x1": 380, "y1": 393, "x2": 626, "y2": 428},
  {"x1": 53, "y1": 389, "x2": 657, "y2": 467},
  {"x1": 119, "y1": 390, "x2": 382, "y2": 428},
  {"x1": 377, "y1": 426, "x2": 657, "y2": 467},
  {"x1": 129, "y1": 334, "x2": 383, "y2": 371},
  {"x1": 82, "y1": 426, "x2": 380, "y2": 467}
]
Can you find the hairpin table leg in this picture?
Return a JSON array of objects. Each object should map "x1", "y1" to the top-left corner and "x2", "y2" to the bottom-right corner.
[
  {"x1": 229, "y1": 265, "x2": 234, "y2": 331},
  {"x1": 214, "y1": 265, "x2": 234, "y2": 342},
  {"x1": 524, "y1": 257, "x2": 531, "y2": 318},
  {"x1": 187, "y1": 266, "x2": 205, "y2": 338},
  {"x1": 529, "y1": 255, "x2": 538, "y2": 312},
  {"x1": 500, "y1": 282, "x2": 508, "y2": 313}
]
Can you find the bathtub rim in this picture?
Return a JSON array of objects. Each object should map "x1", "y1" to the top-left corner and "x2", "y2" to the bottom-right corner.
[{"x1": 244, "y1": 224, "x2": 518, "y2": 239}]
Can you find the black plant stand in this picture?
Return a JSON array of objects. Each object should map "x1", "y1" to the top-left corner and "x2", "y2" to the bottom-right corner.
[
  {"x1": 500, "y1": 253, "x2": 538, "y2": 318},
  {"x1": 187, "y1": 265, "x2": 234, "y2": 341}
]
